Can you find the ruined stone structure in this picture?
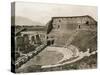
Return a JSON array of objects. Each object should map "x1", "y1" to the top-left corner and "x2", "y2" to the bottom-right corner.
[
  {"x1": 21, "y1": 31, "x2": 46, "y2": 45},
  {"x1": 15, "y1": 26, "x2": 47, "y2": 54},
  {"x1": 46, "y1": 15, "x2": 97, "y2": 47}
]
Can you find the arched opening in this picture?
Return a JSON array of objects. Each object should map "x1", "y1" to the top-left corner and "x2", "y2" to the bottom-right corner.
[
  {"x1": 51, "y1": 40, "x2": 54, "y2": 45},
  {"x1": 47, "y1": 39, "x2": 54, "y2": 46},
  {"x1": 47, "y1": 40, "x2": 51, "y2": 46},
  {"x1": 79, "y1": 25, "x2": 80, "y2": 29}
]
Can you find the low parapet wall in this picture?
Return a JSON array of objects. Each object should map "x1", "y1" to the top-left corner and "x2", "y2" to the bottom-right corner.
[
  {"x1": 15, "y1": 44, "x2": 47, "y2": 69},
  {"x1": 41, "y1": 50, "x2": 97, "y2": 69}
]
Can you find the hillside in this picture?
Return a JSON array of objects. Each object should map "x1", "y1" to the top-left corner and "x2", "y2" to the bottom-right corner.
[{"x1": 11, "y1": 16, "x2": 42, "y2": 26}]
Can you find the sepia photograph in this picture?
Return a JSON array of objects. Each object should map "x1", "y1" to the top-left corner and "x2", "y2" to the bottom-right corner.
[{"x1": 11, "y1": 2, "x2": 97, "y2": 73}]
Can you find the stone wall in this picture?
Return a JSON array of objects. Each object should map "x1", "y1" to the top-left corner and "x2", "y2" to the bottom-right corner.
[{"x1": 47, "y1": 15, "x2": 97, "y2": 47}]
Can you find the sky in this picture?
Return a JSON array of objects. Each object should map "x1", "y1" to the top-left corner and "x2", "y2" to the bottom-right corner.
[{"x1": 13, "y1": 2, "x2": 97, "y2": 26}]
